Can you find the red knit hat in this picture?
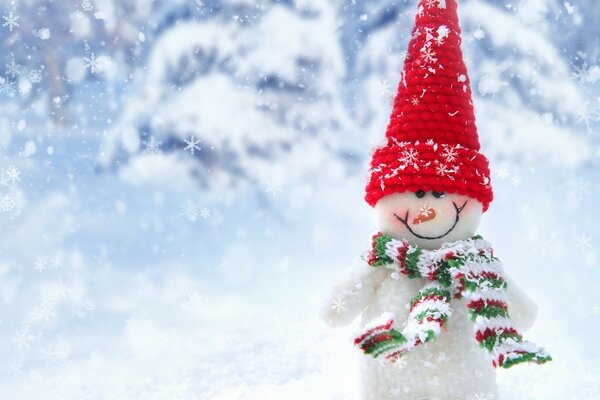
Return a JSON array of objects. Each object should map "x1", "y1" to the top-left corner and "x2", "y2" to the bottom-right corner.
[{"x1": 365, "y1": 0, "x2": 493, "y2": 211}]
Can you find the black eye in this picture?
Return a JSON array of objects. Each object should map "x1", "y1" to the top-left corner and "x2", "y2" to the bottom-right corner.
[
  {"x1": 415, "y1": 190, "x2": 426, "y2": 198},
  {"x1": 432, "y1": 191, "x2": 445, "y2": 198}
]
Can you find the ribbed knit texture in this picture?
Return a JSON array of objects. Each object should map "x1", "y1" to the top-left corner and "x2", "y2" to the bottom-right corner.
[{"x1": 365, "y1": 0, "x2": 493, "y2": 210}]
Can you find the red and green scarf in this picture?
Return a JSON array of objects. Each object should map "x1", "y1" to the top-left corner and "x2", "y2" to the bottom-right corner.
[{"x1": 354, "y1": 233, "x2": 552, "y2": 369}]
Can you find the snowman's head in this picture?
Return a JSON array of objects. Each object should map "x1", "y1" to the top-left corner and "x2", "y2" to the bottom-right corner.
[{"x1": 374, "y1": 190, "x2": 483, "y2": 250}]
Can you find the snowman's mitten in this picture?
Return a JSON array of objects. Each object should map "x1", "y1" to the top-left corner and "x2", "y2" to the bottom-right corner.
[
  {"x1": 505, "y1": 275, "x2": 538, "y2": 332},
  {"x1": 353, "y1": 313, "x2": 406, "y2": 360},
  {"x1": 321, "y1": 262, "x2": 388, "y2": 327}
]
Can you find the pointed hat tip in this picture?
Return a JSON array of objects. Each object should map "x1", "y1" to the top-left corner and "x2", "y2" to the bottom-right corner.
[{"x1": 365, "y1": 0, "x2": 493, "y2": 210}]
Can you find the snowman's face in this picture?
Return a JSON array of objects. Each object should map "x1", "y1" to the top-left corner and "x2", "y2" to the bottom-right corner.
[{"x1": 374, "y1": 191, "x2": 483, "y2": 250}]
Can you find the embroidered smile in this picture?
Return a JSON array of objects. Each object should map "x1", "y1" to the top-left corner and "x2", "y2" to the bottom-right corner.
[{"x1": 394, "y1": 200, "x2": 468, "y2": 240}]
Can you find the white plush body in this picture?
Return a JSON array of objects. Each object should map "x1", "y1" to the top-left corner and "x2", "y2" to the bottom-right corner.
[
  {"x1": 324, "y1": 262, "x2": 537, "y2": 400},
  {"x1": 323, "y1": 192, "x2": 538, "y2": 399}
]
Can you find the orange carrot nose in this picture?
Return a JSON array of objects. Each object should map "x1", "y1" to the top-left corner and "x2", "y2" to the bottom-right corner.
[{"x1": 412, "y1": 205, "x2": 436, "y2": 225}]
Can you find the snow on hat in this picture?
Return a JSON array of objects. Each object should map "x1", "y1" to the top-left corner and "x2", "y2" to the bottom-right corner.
[{"x1": 365, "y1": 0, "x2": 493, "y2": 211}]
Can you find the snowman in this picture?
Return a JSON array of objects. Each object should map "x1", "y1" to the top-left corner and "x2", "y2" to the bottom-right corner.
[{"x1": 322, "y1": 1, "x2": 551, "y2": 399}]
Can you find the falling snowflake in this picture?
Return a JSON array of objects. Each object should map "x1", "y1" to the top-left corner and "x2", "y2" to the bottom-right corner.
[
  {"x1": 180, "y1": 200, "x2": 199, "y2": 222},
  {"x1": 575, "y1": 233, "x2": 592, "y2": 250},
  {"x1": 331, "y1": 298, "x2": 346, "y2": 314},
  {"x1": 593, "y1": 304, "x2": 600, "y2": 316},
  {"x1": 496, "y1": 165, "x2": 509, "y2": 180},
  {"x1": 34, "y1": 258, "x2": 47, "y2": 272},
  {"x1": 184, "y1": 136, "x2": 202, "y2": 155},
  {"x1": 511, "y1": 176, "x2": 522, "y2": 187},
  {"x1": 5, "y1": 56, "x2": 20, "y2": 77},
  {"x1": 265, "y1": 181, "x2": 283, "y2": 196},
  {"x1": 12, "y1": 328, "x2": 34, "y2": 350},
  {"x1": 572, "y1": 63, "x2": 590, "y2": 85},
  {"x1": 40, "y1": 345, "x2": 61, "y2": 365},
  {"x1": 31, "y1": 302, "x2": 58, "y2": 324},
  {"x1": 142, "y1": 136, "x2": 162, "y2": 154},
  {"x1": 434, "y1": 25, "x2": 450, "y2": 45},
  {"x1": 392, "y1": 355, "x2": 407, "y2": 369},
  {"x1": 377, "y1": 79, "x2": 392, "y2": 95},
  {"x1": 50, "y1": 256, "x2": 63, "y2": 270},
  {"x1": 2, "y1": 11, "x2": 20, "y2": 31},
  {"x1": 568, "y1": 178, "x2": 591, "y2": 200},
  {"x1": 440, "y1": 145, "x2": 458, "y2": 163},
  {"x1": 3, "y1": 165, "x2": 21, "y2": 185},
  {"x1": 81, "y1": 0, "x2": 94, "y2": 11},
  {"x1": 29, "y1": 69, "x2": 42, "y2": 83},
  {"x1": 575, "y1": 102, "x2": 600, "y2": 133},
  {"x1": 0, "y1": 194, "x2": 16, "y2": 212},
  {"x1": 424, "y1": 26, "x2": 436, "y2": 41},
  {"x1": 420, "y1": 46, "x2": 438, "y2": 64},
  {"x1": 199, "y1": 207, "x2": 210, "y2": 219},
  {"x1": 399, "y1": 148, "x2": 420, "y2": 168},
  {"x1": 435, "y1": 162, "x2": 458, "y2": 178},
  {"x1": 417, "y1": 205, "x2": 434, "y2": 217},
  {"x1": 481, "y1": 176, "x2": 491, "y2": 188},
  {"x1": 55, "y1": 280, "x2": 72, "y2": 301},
  {"x1": 0, "y1": 76, "x2": 17, "y2": 98},
  {"x1": 18, "y1": 80, "x2": 32, "y2": 96},
  {"x1": 72, "y1": 9, "x2": 85, "y2": 20},
  {"x1": 83, "y1": 53, "x2": 101, "y2": 73}
]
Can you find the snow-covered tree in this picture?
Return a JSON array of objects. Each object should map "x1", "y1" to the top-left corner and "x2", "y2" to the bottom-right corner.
[{"x1": 98, "y1": 0, "x2": 358, "y2": 202}]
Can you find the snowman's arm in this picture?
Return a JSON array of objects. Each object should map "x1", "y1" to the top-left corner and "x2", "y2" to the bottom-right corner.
[
  {"x1": 321, "y1": 262, "x2": 389, "y2": 327},
  {"x1": 505, "y1": 275, "x2": 538, "y2": 332}
]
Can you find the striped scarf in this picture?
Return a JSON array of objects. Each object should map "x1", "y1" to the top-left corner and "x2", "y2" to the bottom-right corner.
[{"x1": 354, "y1": 233, "x2": 552, "y2": 369}]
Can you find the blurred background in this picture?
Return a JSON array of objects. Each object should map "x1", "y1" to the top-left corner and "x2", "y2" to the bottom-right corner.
[{"x1": 0, "y1": 0, "x2": 598, "y2": 398}]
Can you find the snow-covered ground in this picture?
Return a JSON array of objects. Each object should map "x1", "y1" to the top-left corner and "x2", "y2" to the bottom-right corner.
[{"x1": 0, "y1": 0, "x2": 599, "y2": 399}]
